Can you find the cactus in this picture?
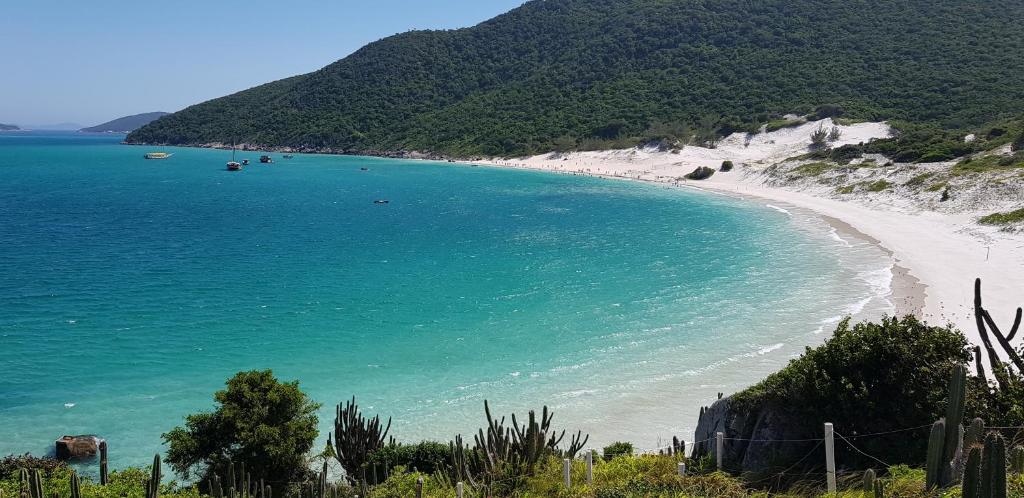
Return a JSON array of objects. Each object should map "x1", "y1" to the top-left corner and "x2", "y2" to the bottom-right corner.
[
  {"x1": 981, "y1": 433, "x2": 1007, "y2": 498},
  {"x1": 1011, "y1": 446, "x2": 1024, "y2": 474},
  {"x1": 925, "y1": 420, "x2": 947, "y2": 489},
  {"x1": 145, "y1": 454, "x2": 162, "y2": 498},
  {"x1": 972, "y1": 279, "x2": 1023, "y2": 388},
  {"x1": 961, "y1": 432, "x2": 1008, "y2": 498},
  {"x1": 926, "y1": 365, "x2": 967, "y2": 489},
  {"x1": 28, "y1": 469, "x2": 44, "y2": 498},
  {"x1": 965, "y1": 418, "x2": 986, "y2": 449},
  {"x1": 863, "y1": 468, "x2": 876, "y2": 494},
  {"x1": 70, "y1": 471, "x2": 81, "y2": 498},
  {"x1": 99, "y1": 441, "x2": 109, "y2": 486},
  {"x1": 963, "y1": 446, "x2": 982, "y2": 498}
]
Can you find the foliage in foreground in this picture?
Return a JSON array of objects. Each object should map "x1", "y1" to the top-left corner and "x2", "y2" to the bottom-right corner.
[
  {"x1": 731, "y1": 315, "x2": 973, "y2": 469},
  {"x1": 162, "y1": 370, "x2": 321, "y2": 492}
]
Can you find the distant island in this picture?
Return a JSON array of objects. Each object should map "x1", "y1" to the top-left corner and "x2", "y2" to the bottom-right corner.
[
  {"x1": 0, "y1": 123, "x2": 20, "y2": 131},
  {"x1": 82, "y1": 112, "x2": 168, "y2": 133}
]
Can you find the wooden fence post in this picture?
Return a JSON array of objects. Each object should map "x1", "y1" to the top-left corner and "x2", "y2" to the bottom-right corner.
[
  {"x1": 415, "y1": 476, "x2": 423, "y2": 498},
  {"x1": 716, "y1": 432, "x2": 724, "y2": 470},
  {"x1": 563, "y1": 458, "x2": 571, "y2": 488},
  {"x1": 824, "y1": 422, "x2": 836, "y2": 494},
  {"x1": 455, "y1": 481, "x2": 463, "y2": 498},
  {"x1": 678, "y1": 462, "x2": 686, "y2": 477},
  {"x1": 586, "y1": 450, "x2": 593, "y2": 485}
]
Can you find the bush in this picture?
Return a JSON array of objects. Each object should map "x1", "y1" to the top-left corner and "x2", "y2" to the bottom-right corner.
[
  {"x1": 979, "y1": 208, "x2": 1024, "y2": 225},
  {"x1": 363, "y1": 442, "x2": 451, "y2": 484},
  {"x1": 733, "y1": 316, "x2": 971, "y2": 469},
  {"x1": 685, "y1": 166, "x2": 715, "y2": 180},
  {"x1": 163, "y1": 370, "x2": 321, "y2": 490},
  {"x1": 720, "y1": 160, "x2": 734, "y2": 172},
  {"x1": 1012, "y1": 131, "x2": 1024, "y2": 151},
  {"x1": 603, "y1": 442, "x2": 634, "y2": 461},
  {"x1": 0, "y1": 454, "x2": 66, "y2": 480},
  {"x1": 810, "y1": 125, "x2": 829, "y2": 146}
]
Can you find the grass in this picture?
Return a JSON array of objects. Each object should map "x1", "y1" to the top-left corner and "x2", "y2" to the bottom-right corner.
[
  {"x1": 925, "y1": 181, "x2": 948, "y2": 192},
  {"x1": 979, "y1": 208, "x2": 1024, "y2": 226},
  {"x1": 951, "y1": 152, "x2": 1024, "y2": 175},
  {"x1": 864, "y1": 179, "x2": 893, "y2": 192},
  {"x1": 765, "y1": 118, "x2": 807, "y2": 133},
  {"x1": 4, "y1": 454, "x2": 1023, "y2": 497},
  {"x1": 836, "y1": 185, "x2": 855, "y2": 194},
  {"x1": 904, "y1": 172, "x2": 934, "y2": 187},
  {"x1": 793, "y1": 162, "x2": 833, "y2": 176}
]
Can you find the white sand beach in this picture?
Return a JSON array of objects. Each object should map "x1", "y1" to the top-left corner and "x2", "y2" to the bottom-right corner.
[{"x1": 464, "y1": 119, "x2": 1024, "y2": 350}]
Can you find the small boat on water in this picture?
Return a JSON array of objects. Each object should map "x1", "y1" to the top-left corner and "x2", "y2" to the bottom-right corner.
[
  {"x1": 227, "y1": 141, "x2": 242, "y2": 171},
  {"x1": 241, "y1": 159, "x2": 250, "y2": 166},
  {"x1": 360, "y1": 167, "x2": 369, "y2": 171},
  {"x1": 260, "y1": 155, "x2": 273, "y2": 164},
  {"x1": 374, "y1": 199, "x2": 390, "y2": 204},
  {"x1": 144, "y1": 152, "x2": 173, "y2": 160},
  {"x1": 282, "y1": 154, "x2": 294, "y2": 159}
]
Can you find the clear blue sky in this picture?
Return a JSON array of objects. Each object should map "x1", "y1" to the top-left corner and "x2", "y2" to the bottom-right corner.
[{"x1": 0, "y1": 0, "x2": 525, "y2": 127}]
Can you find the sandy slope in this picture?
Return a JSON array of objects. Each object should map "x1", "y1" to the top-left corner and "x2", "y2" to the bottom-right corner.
[{"x1": 466, "y1": 119, "x2": 1024, "y2": 349}]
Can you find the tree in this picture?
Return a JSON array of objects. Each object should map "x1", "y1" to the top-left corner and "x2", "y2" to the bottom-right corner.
[{"x1": 163, "y1": 370, "x2": 320, "y2": 489}]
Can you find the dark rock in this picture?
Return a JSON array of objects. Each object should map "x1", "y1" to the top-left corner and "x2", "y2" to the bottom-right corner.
[
  {"x1": 55, "y1": 435, "x2": 103, "y2": 460},
  {"x1": 692, "y1": 396, "x2": 820, "y2": 475}
]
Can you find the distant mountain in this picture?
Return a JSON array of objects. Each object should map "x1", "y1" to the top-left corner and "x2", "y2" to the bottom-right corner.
[
  {"x1": 0, "y1": 123, "x2": 19, "y2": 131},
  {"x1": 129, "y1": 0, "x2": 1024, "y2": 157},
  {"x1": 81, "y1": 112, "x2": 169, "y2": 133}
]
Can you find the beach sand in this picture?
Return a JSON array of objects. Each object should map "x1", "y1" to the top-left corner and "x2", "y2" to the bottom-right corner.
[{"x1": 461, "y1": 119, "x2": 1024, "y2": 350}]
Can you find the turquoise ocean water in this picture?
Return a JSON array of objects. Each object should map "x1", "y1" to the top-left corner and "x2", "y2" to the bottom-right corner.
[{"x1": 0, "y1": 132, "x2": 894, "y2": 472}]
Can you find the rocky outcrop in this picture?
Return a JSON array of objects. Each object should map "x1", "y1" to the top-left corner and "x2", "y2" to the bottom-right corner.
[
  {"x1": 55, "y1": 435, "x2": 103, "y2": 460},
  {"x1": 692, "y1": 396, "x2": 821, "y2": 475}
]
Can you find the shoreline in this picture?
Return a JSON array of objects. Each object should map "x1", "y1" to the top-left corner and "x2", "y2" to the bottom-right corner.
[{"x1": 455, "y1": 157, "x2": 1021, "y2": 348}]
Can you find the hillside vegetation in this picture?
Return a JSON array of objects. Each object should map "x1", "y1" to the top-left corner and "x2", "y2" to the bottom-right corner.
[{"x1": 127, "y1": 0, "x2": 1024, "y2": 157}]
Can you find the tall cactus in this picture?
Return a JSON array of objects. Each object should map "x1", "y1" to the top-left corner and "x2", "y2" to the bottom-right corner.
[
  {"x1": 70, "y1": 471, "x2": 81, "y2": 498},
  {"x1": 963, "y1": 446, "x2": 982, "y2": 498},
  {"x1": 145, "y1": 454, "x2": 162, "y2": 498},
  {"x1": 962, "y1": 432, "x2": 1008, "y2": 498},
  {"x1": 926, "y1": 365, "x2": 967, "y2": 489},
  {"x1": 99, "y1": 441, "x2": 109, "y2": 486},
  {"x1": 980, "y1": 433, "x2": 1007, "y2": 498}
]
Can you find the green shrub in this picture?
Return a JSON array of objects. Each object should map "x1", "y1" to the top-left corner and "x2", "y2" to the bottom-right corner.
[
  {"x1": 979, "y1": 208, "x2": 1024, "y2": 225},
  {"x1": 1012, "y1": 131, "x2": 1024, "y2": 152},
  {"x1": 733, "y1": 316, "x2": 971, "y2": 470},
  {"x1": 363, "y1": 442, "x2": 450, "y2": 484},
  {"x1": 603, "y1": 442, "x2": 634, "y2": 461},
  {"x1": 765, "y1": 118, "x2": 805, "y2": 132},
  {"x1": 0, "y1": 454, "x2": 66, "y2": 480},
  {"x1": 904, "y1": 172, "x2": 934, "y2": 187},
  {"x1": 720, "y1": 160, "x2": 734, "y2": 172},
  {"x1": 864, "y1": 179, "x2": 892, "y2": 192},
  {"x1": 794, "y1": 162, "x2": 832, "y2": 176},
  {"x1": 685, "y1": 166, "x2": 715, "y2": 180}
]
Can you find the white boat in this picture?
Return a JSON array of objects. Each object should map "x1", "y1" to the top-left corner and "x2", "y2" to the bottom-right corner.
[{"x1": 144, "y1": 152, "x2": 173, "y2": 160}]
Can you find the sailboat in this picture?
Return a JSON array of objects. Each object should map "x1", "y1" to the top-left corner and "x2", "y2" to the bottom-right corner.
[{"x1": 226, "y1": 140, "x2": 242, "y2": 171}]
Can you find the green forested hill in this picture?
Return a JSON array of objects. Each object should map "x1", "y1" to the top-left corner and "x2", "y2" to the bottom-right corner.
[{"x1": 127, "y1": 0, "x2": 1024, "y2": 156}]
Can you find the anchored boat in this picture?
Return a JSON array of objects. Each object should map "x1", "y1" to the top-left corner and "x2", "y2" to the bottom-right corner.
[{"x1": 144, "y1": 152, "x2": 173, "y2": 160}]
